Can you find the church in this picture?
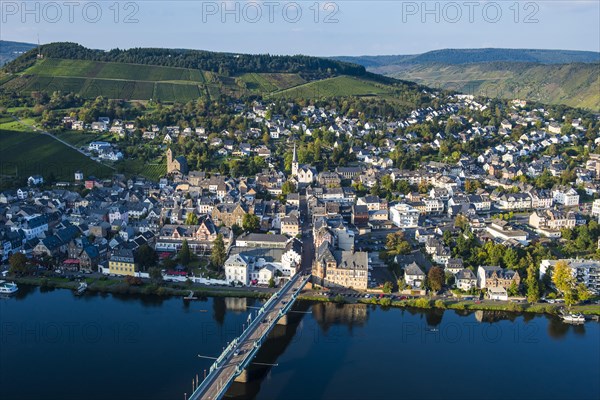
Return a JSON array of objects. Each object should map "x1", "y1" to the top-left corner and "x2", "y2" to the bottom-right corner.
[
  {"x1": 166, "y1": 148, "x2": 188, "y2": 175},
  {"x1": 291, "y1": 143, "x2": 316, "y2": 185}
]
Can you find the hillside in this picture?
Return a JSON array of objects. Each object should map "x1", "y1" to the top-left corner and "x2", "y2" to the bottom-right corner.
[
  {"x1": 332, "y1": 48, "x2": 600, "y2": 111},
  {"x1": 1, "y1": 43, "x2": 427, "y2": 105},
  {"x1": 0, "y1": 40, "x2": 37, "y2": 66},
  {"x1": 333, "y1": 48, "x2": 600, "y2": 67}
]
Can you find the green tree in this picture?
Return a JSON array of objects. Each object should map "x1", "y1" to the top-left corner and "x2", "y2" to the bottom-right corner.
[
  {"x1": 8, "y1": 253, "x2": 28, "y2": 275},
  {"x1": 185, "y1": 213, "x2": 199, "y2": 225},
  {"x1": 211, "y1": 234, "x2": 226, "y2": 270},
  {"x1": 135, "y1": 244, "x2": 158, "y2": 271},
  {"x1": 552, "y1": 261, "x2": 576, "y2": 306},
  {"x1": 525, "y1": 263, "x2": 540, "y2": 303},
  {"x1": 179, "y1": 240, "x2": 191, "y2": 266},
  {"x1": 427, "y1": 267, "x2": 444, "y2": 293},
  {"x1": 577, "y1": 284, "x2": 592, "y2": 303},
  {"x1": 148, "y1": 267, "x2": 163, "y2": 283},
  {"x1": 268, "y1": 277, "x2": 275, "y2": 288},
  {"x1": 242, "y1": 213, "x2": 260, "y2": 232},
  {"x1": 281, "y1": 181, "x2": 296, "y2": 196},
  {"x1": 507, "y1": 280, "x2": 519, "y2": 297},
  {"x1": 383, "y1": 281, "x2": 393, "y2": 294}
]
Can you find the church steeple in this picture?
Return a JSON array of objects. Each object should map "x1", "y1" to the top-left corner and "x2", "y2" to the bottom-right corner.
[{"x1": 291, "y1": 143, "x2": 299, "y2": 177}]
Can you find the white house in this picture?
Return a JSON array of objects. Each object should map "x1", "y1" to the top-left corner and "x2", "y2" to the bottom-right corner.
[
  {"x1": 404, "y1": 262, "x2": 425, "y2": 288},
  {"x1": 552, "y1": 187, "x2": 580, "y2": 207},
  {"x1": 389, "y1": 203, "x2": 420, "y2": 228}
]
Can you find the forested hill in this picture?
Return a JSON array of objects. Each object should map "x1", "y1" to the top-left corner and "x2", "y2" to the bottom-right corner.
[
  {"x1": 0, "y1": 40, "x2": 37, "y2": 66},
  {"x1": 333, "y1": 48, "x2": 600, "y2": 67},
  {"x1": 5, "y1": 42, "x2": 367, "y2": 79}
]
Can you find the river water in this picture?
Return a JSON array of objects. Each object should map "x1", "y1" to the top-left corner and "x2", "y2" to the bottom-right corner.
[{"x1": 1, "y1": 285, "x2": 598, "y2": 400}]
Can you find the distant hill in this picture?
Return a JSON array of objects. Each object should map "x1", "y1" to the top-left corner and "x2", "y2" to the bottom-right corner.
[
  {"x1": 0, "y1": 40, "x2": 37, "y2": 66},
  {"x1": 333, "y1": 48, "x2": 600, "y2": 67},
  {"x1": 332, "y1": 48, "x2": 600, "y2": 111},
  {"x1": 1, "y1": 42, "x2": 427, "y2": 106}
]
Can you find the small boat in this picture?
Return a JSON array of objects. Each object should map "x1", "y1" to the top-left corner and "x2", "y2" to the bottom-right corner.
[
  {"x1": 75, "y1": 282, "x2": 88, "y2": 296},
  {"x1": 426, "y1": 328, "x2": 439, "y2": 332},
  {"x1": 561, "y1": 313, "x2": 585, "y2": 324},
  {"x1": 560, "y1": 308, "x2": 585, "y2": 324},
  {"x1": 0, "y1": 280, "x2": 18, "y2": 295},
  {"x1": 183, "y1": 291, "x2": 198, "y2": 301}
]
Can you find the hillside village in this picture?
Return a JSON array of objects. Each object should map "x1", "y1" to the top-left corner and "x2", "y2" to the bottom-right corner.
[{"x1": 2, "y1": 93, "x2": 600, "y2": 306}]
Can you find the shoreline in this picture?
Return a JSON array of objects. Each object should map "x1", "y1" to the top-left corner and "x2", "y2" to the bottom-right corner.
[{"x1": 10, "y1": 276, "x2": 600, "y2": 317}]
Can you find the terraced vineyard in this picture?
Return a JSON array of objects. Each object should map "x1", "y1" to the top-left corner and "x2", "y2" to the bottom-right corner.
[
  {"x1": 3, "y1": 57, "x2": 417, "y2": 104},
  {"x1": 272, "y1": 76, "x2": 395, "y2": 99},
  {"x1": 3, "y1": 58, "x2": 206, "y2": 102}
]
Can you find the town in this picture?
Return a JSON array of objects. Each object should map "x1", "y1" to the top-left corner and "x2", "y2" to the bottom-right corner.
[{"x1": 2, "y1": 93, "x2": 599, "y2": 314}]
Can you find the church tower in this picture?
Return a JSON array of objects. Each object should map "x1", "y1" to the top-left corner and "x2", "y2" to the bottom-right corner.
[
  {"x1": 166, "y1": 148, "x2": 174, "y2": 173},
  {"x1": 291, "y1": 143, "x2": 299, "y2": 177}
]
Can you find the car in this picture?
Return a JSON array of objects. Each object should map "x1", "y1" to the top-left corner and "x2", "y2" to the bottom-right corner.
[{"x1": 234, "y1": 349, "x2": 240, "y2": 356}]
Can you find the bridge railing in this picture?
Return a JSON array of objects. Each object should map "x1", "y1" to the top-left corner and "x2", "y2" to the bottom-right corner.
[{"x1": 189, "y1": 273, "x2": 310, "y2": 400}]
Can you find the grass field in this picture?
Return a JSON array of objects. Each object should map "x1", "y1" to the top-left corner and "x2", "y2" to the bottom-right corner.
[
  {"x1": 0, "y1": 129, "x2": 113, "y2": 184},
  {"x1": 272, "y1": 76, "x2": 393, "y2": 98}
]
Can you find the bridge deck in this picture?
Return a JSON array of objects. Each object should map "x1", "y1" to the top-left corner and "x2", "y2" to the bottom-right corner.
[{"x1": 189, "y1": 274, "x2": 310, "y2": 400}]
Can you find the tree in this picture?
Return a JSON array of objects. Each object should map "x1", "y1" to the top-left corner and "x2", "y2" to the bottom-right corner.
[
  {"x1": 552, "y1": 261, "x2": 576, "y2": 306},
  {"x1": 507, "y1": 280, "x2": 519, "y2": 297},
  {"x1": 525, "y1": 263, "x2": 540, "y2": 303},
  {"x1": 383, "y1": 281, "x2": 393, "y2": 294},
  {"x1": 281, "y1": 181, "x2": 296, "y2": 196},
  {"x1": 179, "y1": 239, "x2": 191, "y2": 266},
  {"x1": 577, "y1": 284, "x2": 592, "y2": 303},
  {"x1": 185, "y1": 213, "x2": 198, "y2": 225},
  {"x1": 242, "y1": 213, "x2": 260, "y2": 232},
  {"x1": 211, "y1": 234, "x2": 226, "y2": 269},
  {"x1": 268, "y1": 277, "x2": 275, "y2": 288},
  {"x1": 427, "y1": 267, "x2": 444, "y2": 293},
  {"x1": 135, "y1": 244, "x2": 157, "y2": 271},
  {"x1": 9, "y1": 253, "x2": 28, "y2": 275},
  {"x1": 148, "y1": 267, "x2": 163, "y2": 283}
]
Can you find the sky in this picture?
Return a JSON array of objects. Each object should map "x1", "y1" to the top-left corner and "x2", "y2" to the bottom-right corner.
[{"x1": 1, "y1": 1, "x2": 599, "y2": 56}]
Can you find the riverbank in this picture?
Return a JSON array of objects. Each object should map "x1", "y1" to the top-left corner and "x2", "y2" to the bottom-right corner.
[{"x1": 11, "y1": 275, "x2": 600, "y2": 316}]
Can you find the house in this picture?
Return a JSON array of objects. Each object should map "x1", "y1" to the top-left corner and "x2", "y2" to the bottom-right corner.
[
  {"x1": 552, "y1": 187, "x2": 579, "y2": 207},
  {"x1": 280, "y1": 215, "x2": 300, "y2": 237},
  {"x1": 389, "y1": 203, "x2": 420, "y2": 228},
  {"x1": 108, "y1": 248, "x2": 137, "y2": 276},
  {"x1": 27, "y1": 175, "x2": 44, "y2": 186},
  {"x1": 404, "y1": 262, "x2": 426, "y2": 288},
  {"x1": 486, "y1": 219, "x2": 529, "y2": 245},
  {"x1": 487, "y1": 286, "x2": 508, "y2": 301},
  {"x1": 455, "y1": 268, "x2": 477, "y2": 291},
  {"x1": 529, "y1": 209, "x2": 576, "y2": 237},
  {"x1": 312, "y1": 243, "x2": 369, "y2": 290},
  {"x1": 477, "y1": 266, "x2": 520, "y2": 289}
]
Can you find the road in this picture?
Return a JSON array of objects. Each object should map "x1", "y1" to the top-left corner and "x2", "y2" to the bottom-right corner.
[
  {"x1": 10, "y1": 115, "x2": 116, "y2": 170},
  {"x1": 191, "y1": 274, "x2": 308, "y2": 400},
  {"x1": 299, "y1": 193, "x2": 315, "y2": 274}
]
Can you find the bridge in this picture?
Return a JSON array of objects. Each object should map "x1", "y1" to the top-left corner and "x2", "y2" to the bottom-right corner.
[{"x1": 188, "y1": 273, "x2": 311, "y2": 400}]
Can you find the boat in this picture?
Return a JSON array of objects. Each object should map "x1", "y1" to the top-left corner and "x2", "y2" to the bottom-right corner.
[
  {"x1": 561, "y1": 313, "x2": 585, "y2": 324},
  {"x1": 75, "y1": 282, "x2": 88, "y2": 296},
  {"x1": 0, "y1": 280, "x2": 18, "y2": 295},
  {"x1": 183, "y1": 291, "x2": 198, "y2": 301},
  {"x1": 560, "y1": 308, "x2": 585, "y2": 324}
]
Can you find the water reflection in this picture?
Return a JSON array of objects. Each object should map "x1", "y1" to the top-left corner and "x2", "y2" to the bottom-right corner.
[
  {"x1": 310, "y1": 302, "x2": 369, "y2": 333},
  {"x1": 226, "y1": 301, "x2": 311, "y2": 400}
]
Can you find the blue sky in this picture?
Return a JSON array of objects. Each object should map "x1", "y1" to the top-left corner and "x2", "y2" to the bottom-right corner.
[{"x1": 2, "y1": 1, "x2": 599, "y2": 55}]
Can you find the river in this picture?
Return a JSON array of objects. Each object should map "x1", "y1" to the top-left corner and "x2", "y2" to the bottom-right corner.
[{"x1": 1, "y1": 285, "x2": 598, "y2": 400}]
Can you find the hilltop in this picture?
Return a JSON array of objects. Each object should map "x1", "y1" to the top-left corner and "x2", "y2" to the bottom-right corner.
[
  {"x1": 332, "y1": 48, "x2": 600, "y2": 111},
  {"x1": 1, "y1": 42, "x2": 427, "y2": 105}
]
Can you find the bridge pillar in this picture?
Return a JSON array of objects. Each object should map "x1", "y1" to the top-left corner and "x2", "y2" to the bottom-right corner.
[
  {"x1": 234, "y1": 368, "x2": 249, "y2": 383},
  {"x1": 276, "y1": 314, "x2": 288, "y2": 326}
]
